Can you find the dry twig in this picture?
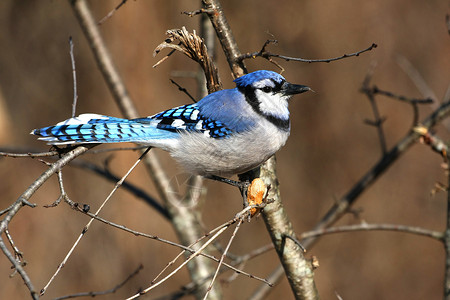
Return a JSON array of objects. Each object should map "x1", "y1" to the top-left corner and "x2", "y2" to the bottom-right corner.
[{"x1": 153, "y1": 27, "x2": 222, "y2": 93}]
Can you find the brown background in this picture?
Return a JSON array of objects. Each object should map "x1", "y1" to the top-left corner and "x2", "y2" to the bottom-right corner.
[{"x1": 1, "y1": 0, "x2": 450, "y2": 299}]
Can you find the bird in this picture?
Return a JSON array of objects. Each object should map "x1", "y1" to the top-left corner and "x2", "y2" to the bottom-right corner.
[{"x1": 31, "y1": 70, "x2": 310, "y2": 178}]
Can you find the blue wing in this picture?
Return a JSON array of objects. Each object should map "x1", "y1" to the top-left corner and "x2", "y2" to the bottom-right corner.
[
  {"x1": 148, "y1": 104, "x2": 234, "y2": 139},
  {"x1": 32, "y1": 87, "x2": 256, "y2": 145},
  {"x1": 31, "y1": 104, "x2": 237, "y2": 145}
]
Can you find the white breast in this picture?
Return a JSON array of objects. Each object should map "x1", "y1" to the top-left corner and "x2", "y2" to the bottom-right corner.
[{"x1": 169, "y1": 119, "x2": 290, "y2": 177}]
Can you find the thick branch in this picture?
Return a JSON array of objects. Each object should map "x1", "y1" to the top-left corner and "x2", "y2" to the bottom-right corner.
[
  {"x1": 201, "y1": 0, "x2": 246, "y2": 77},
  {"x1": 259, "y1": 158, "x2": 318, "y2": 300}
]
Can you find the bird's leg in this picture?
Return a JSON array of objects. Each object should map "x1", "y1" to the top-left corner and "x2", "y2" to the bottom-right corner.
[
  {"x1": 204, "y1": 175, "x2": 251, "y2": 207},
  {"x1": 206, "y1": 175, "x2": 241, "y2": 187},
  {"x1": 238, "y1": 168, "x2": 261, "y2": 208}
]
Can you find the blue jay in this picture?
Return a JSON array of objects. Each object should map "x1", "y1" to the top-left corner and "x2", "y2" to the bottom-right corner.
[{"x1": 32, "y1": 70, "x2": 310, "y2": 177}]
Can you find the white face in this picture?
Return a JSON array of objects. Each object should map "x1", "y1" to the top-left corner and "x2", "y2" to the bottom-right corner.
[{"x1": 252, "y1": 79, "x2": 290, "y2": 119}]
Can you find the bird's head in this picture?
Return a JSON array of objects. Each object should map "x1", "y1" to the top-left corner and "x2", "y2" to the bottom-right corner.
[{"x1": 234, "y1": 70, "x2": 310, "y2": 130}]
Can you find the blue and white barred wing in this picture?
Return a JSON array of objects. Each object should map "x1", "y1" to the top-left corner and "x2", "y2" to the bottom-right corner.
[
  {"x1": 31, "y1": 104, "x2": 235, "y2": 145},
  {"x1": 150, "y1": 104, "x2": 234, "y2": 139},
  {"x1": 31, "y1": 113, "x2": 177, "y2": 145}
]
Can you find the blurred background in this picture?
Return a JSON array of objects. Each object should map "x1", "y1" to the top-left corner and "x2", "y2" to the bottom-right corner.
[{"x1": 0, "y1": 0, "x2": 449, "y2": 299}]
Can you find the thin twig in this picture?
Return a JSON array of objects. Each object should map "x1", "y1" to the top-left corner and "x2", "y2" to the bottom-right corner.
[
  {"x1": 238, "y1": 42, "x2": 377, "y2": 64},
  {"x1": 4, "y1": 228, "x2": 24, "y2": 266},
  {"x1": 0, "y1": 145, "x2": 146, "y2": 158},
  {"x1": 361, "y1": 65, "x2": 388, "y2": 155},
  {"x1": 43, "y1": 170, "x2": 65, "y2": 207},
  {"x1": 0, "y1": 237, "x2": 37, "y2": 299},
  {"x1": 97, "y1": 0, "x2": 128, "y2": 25},
  {"x1": 203, "y1": 217, "x2": 244, "y2": 300},
  {"x1": 370, "y1": 86, "x2": 434, "y2": 104},
  {"x1": 396, "y1": 55, "x2": 438, "y2": 104},
  {"x1": 169, "y1": 78, "x2": 197, "y2": 103},
  {"x1": 300, "y1": 223, "x2": 444, "y2": 241},
  {"x1": 0, "y1": 150, "x2": 59, "y2": 158},
  {"x1": 69, "y1": 37, "x2": 78, "y2": 118},
  {"x1": 182, "y1": 8, "x2": 215, "y2": 17}
]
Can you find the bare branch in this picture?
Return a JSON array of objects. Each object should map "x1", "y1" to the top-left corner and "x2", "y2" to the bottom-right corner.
[
  {"x1": 4, "y1": 229, "x2": 24, "y2": 264},
  {"x1": 361, "y1": 64, "x2": 388, "y2": 155},
  {"x1": 0, "y1": 237, "x2": 37, "y2": 299},
  {"x1": 0, "y1": 150, "x2": 59, "y2": 158},
  {"x1": 300, "y1": 223, "x2": 444, "y2": 241},
  {"x1": 169, "y1": 78, "x2": 197, "y2": 103},
  {"x1": 97, "y1": 0, "x2": 128, "y2": 25},
  {"x1": 396, "y1": 55, "x2": 438, "y2": 106},
  {"x1": 182, "y1": 8, "x2": 215, "y2": 18},
  {"x1": 201, "y1": 0, "x2": 247, "y2": 77},
  {"x1": 238, "y1": 42, "x2": 377, "y2": 64},
  {"x1": 69, "y1": 37, "x2": 78, "y2": 118},
  {"x1": 368, "y1": 85, "x2": 434, "y2": 104},
  {"x1": 259, "y1": 158, "x2": 318, "y2": 300}
]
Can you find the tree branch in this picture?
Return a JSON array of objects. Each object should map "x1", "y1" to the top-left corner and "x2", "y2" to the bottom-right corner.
[
  {"x1": 300, "y1": 223, "x2": 444, "y2": 241},
  {"x1": 201, "y1": 0, "x2": 247, "y2": 77},
  {"x1": 237, "y1": 42, "x2": 377, "y2": 64}
]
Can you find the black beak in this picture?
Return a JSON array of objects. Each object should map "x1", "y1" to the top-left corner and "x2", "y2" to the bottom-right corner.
[{"x1": 283, "y1": 83, "x2": 311, "y2": 95}]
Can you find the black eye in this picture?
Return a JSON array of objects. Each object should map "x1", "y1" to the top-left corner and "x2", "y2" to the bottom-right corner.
[{"x1": 262, "y1": 86, "x2": 272, "y2": 93}]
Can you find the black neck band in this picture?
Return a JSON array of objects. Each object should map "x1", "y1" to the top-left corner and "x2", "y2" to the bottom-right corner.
[{"x1": 239, "y1": 86, "x2": 290, "y2": 131}]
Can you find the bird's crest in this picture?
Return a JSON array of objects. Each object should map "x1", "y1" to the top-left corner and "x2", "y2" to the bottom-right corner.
[{"x1": 233, "y1": 70, "x2": 285, "y2": 88}]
